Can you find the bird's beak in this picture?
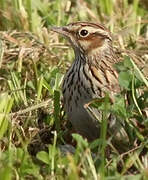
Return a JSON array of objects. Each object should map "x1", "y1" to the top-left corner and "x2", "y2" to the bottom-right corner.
[{"x1": 51, "y1": 26, "x2": 70, "y2": 38}]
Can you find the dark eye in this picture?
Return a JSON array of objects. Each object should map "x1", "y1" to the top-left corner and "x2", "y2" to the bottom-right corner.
[{"x1": 79, "y1": 29, "x2": 89, "y2": 37}]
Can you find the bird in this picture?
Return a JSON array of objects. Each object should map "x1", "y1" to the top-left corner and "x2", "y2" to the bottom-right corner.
[{"x1": 51, "y1": 22, "x2": 121, "y2": 141}]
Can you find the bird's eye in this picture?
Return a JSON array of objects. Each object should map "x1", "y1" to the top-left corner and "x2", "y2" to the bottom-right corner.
[{"x1": 79, "y1": 29, "x2": 89, "y2": 37}]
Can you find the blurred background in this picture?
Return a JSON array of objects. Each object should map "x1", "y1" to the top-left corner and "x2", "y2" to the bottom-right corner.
[{"x1": 0, "y1": 0, "x2": 147, "y2": 34}]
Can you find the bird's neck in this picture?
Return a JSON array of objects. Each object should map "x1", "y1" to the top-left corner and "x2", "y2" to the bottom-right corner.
[{"x1": 74, "y1": 45, "x2": 117, "y2": 69}]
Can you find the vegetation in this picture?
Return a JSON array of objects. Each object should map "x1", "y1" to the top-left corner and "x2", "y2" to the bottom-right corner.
[{"x1": 0, "y1": 0, "x2": 147, "y2": 179}]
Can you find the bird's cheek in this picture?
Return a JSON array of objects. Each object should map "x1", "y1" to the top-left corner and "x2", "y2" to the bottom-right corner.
[
  {"x1": 86, "y1": 38, "x2": 106, "y2": 54},
  {"x1": 78, "y1": 40, "x2": 91, "y2": 51}
]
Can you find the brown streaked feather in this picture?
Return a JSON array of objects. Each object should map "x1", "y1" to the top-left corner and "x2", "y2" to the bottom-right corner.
[
  {"x1": 51, "y1": 22, "x2": 121, "y2": 141},
  {"x1": 90, "y1": 66, "x2": 105, "y2": 84},
  {"x1": 105, "y1": 69, "x2": 120, "y2": 93},
  {"x1": 68, "y1": 21, "x2": 109, "y2": 32}
]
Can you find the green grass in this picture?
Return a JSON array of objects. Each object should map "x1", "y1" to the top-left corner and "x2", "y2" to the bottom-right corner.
[{"x1": 0, "y1": 0, "x2": 148, "y2": 179}]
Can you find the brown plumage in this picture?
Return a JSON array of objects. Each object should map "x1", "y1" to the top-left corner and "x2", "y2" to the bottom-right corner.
[{"x1": 51, "y1": 22, "x2": 120, "y2": 141}]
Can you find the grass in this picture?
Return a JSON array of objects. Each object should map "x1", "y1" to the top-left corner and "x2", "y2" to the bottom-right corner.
[{"x1": 0, "y1": 0, "x2": 148, "y2": 179}]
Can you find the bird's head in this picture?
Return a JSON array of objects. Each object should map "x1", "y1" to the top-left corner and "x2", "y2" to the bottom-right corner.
[{"x1": 51, "y1": 22, "x2": 112, "y2": 55}]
